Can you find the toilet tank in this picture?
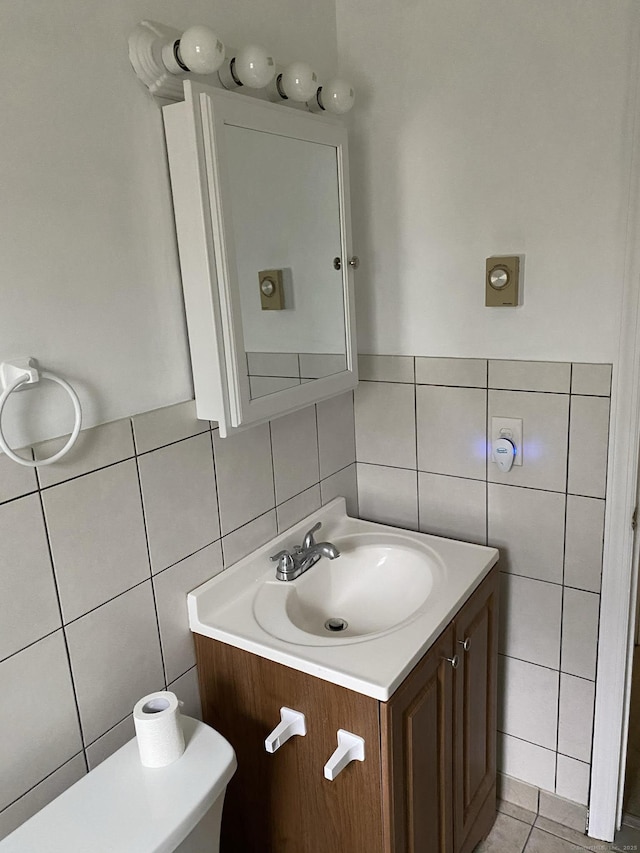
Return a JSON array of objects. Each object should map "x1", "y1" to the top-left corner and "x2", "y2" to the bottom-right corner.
[{"x1": 0, "y1": 717, "x2": 236, "y2": 853}]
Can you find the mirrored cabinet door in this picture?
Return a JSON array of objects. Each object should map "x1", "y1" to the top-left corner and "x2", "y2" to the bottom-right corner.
[{"x1": 164, "y1": 81, "x2": 358, "y2": 436}]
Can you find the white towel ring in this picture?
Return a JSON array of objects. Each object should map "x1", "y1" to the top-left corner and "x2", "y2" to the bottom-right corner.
[{"x1": 0, "y1": 368, "x2": 82, "y2": 467}]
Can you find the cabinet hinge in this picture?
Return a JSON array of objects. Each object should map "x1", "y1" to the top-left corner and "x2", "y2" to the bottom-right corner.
[
  {"x1": 633, "y1": 507, "x2": 638, "y2": 531},
  {"x1": 585, "y1": 807, "x2": 590, "y2": 834}
]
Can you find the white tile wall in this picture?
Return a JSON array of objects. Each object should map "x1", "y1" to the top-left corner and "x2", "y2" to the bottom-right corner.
[
  {"x1": 499, "y1": 574, "x2": 562, "y2": 670},
  {"x1": 564, "y1": 495, "x2": 604, "y2": 592},
  {"x1": 0, "y1": 632, "x2": 82, "y2": 810},
  {"x1": 416, "y1": 385, "x2": 486, "y2": 480},
  {"x1": 221, "y1": 510, "x2": 278, "y2": 568},
  {"x1": 0, "y1": 356, "x2": 611, "y2": 831},
  {"x1": 65, "y1": 581, "x2": 165, "y2": 745},
  {"x1": 561, "y1": 588, "x2": 600, "y2": 680},
  {"x1": 276, "y1": 485, "x2": 322, "y2": 533},
  {"x1": 316, "y1": 392, "x2": 356, "y2": 480},
  {"x1": 153, "y1": 543, "x2": 224, "y2": 684},
  {"x1": 35, "y1": 418, "x2": 135, "y2": 488},
  {"x1": 557, "y1": 674, "x2": 595, "y2": 763},
  {"x1": 355, "y1": 355, "x2": 611, "y2": 805},
  {"x1": 0, "y1": 755, "x2": 86, "y2": 841},
  {"x1": 418, "y1": 472, "x2": 486, "y2": 545},
  {"x1": 356, "y1": 462, "x2": 418, "y2": 529},
  {"x1": 488, "y1": 360, "x2": 571, "y2": 393},
  {"x1": 213, "y1": 424, "x2": 275, "y2": 534},
  {"x1": 488, "y1": 485, "x2": 565, "y2": 584},
  {"x1": 499, "y1": 734, "x2": 556, "y2": 791},
  {"x1": 355, "y1": 381, "x2": 416, "y2": 469},
  {"x1": 0, "y1": 451, "x2": 37, "y2": 503},
  {"x1": 555, "y1": 754, "x2": 590, "y2": 806},
  {"x1": 567, "y1": 395, "x2": 610, "y2": 499},
  {"x1": 131, "y1": 401, "x2": 208, "y2": 454},
  {"x1": 320, "y1": 464, "x2": 358, "y2": 517},
  {"x1": 43, "y1": 460, "x2": 150, "y2": 621},
  {"x1": 0, "y1": 494, "x2": 61, "y2": 661},
  {"x1": 138, "y1": 434, "x2": 219, "y2": 573},
  {"x1": 499, "y1": 656, "x2": 559, "y2": 750},
  {"x1": 487, "y1": 390, "x2": 570, "y2": 492},
  {"x1": 571, "y1": 363, "x2": 612, "y2": 397},
  {"x1": 416, "y1": 357, "x2": 486, "y2": 388},
  {"x1": 358, "y1": 354, "x2": 414, "y2": 383},
  {"x1": 0, "y1": 394, "x2": 358, "y2": 838},
  {"x1": 270, "y1": 406, "x2": 319, "y2": 503}
]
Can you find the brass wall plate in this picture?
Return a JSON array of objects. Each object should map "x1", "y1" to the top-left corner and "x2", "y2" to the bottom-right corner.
[
  {"x1": 486, "y1": 256, "x2": 520, "y2": 307},
  {"x1": 259, "y1": 269, "x2": 285, "y2": 310}
]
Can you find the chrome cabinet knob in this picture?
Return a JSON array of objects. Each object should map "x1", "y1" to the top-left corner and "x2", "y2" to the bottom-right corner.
[
  {"x1": 458, "y1": 638, "x2": 470, "y2": 652},
  {"x1": 444, "y1": 654, "x2": 459, "y2": 669},
  {"x1": 348, "y1": 256, "x2": 360, "y2": 269}
]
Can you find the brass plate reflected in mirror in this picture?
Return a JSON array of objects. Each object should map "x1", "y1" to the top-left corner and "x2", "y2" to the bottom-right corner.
[{"x1": 259, "y1": 269, "x2": 285, "y2": 310}]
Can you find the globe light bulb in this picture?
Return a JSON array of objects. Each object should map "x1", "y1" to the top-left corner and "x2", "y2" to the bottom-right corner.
[
  {"x1": 321, "y1": 78, "x2": 355, "y2": 115},
  {"x1": 178, "y1": 26, "x2": 225, "y2": 74},
  {"x1": 224, "y1": 44, "x2": 275, "y2": 89},
  {"x1": 278, "y1": 62, "x2": 318, "y2": 102}
]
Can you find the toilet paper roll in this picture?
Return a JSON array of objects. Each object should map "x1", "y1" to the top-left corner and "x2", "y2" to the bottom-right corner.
[{"x1": 133, "y1": 691, "x2": 185, "y2": 768}]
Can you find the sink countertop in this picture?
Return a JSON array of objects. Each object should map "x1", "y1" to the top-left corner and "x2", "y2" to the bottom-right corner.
[{"x1": 188, "y1": 499, "x2": 499, "y2": 701}]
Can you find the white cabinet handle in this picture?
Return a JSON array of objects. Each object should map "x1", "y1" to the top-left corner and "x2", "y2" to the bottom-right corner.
[
  {"x1": 264, "y1": 707, "x2": 306, "y2": 753},
  {"x1": 323, "y1": 729, "x2": 365, "y2": 781}
]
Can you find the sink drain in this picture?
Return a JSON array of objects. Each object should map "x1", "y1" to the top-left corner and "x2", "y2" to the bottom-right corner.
[{"x1": 324, "y1": 617, "x2": 348, "y2": 633}]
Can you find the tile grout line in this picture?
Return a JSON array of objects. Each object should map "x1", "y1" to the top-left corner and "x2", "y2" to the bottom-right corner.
[
  {"x1": 130, "y1": 418, "x2": 168, "y2": 689},
  {"x1": 554, "y1": 365, "x2": 574, "y2": 794},
  {"x1": 413, "y1": 365, "x2": 419, "y2": 530},
  {"x1": 498, "y1": 650, "x2": 596, "y2": 683},
  {"x1": 485, "y1": 360, "x2": 489, "y2": 547},
  {"x1": 0, "y1": 750, "x2": 87, "y2": 817},
  {"x1": 35, "y1": 488, "x2": 89, "y2": 770},
  {"x1": 208, "y1": 429, "x2": 224, "y2": 568}
]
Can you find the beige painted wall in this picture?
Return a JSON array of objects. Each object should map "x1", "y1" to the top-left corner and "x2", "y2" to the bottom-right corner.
[
  {"x1": 336, "y1": 0, "x2": 637, "y2": 363},
  {"x1": 0, "y1": 0, "x2": 338, "y2": 447}
]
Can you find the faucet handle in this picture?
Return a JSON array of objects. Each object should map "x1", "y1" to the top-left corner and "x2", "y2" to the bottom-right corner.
[
  {"x1": 270, "y1": 549, "x2": 293, "y2": 565},
  {"x1": 302, "y1": 522, "x2": 322, "y2": 550}
]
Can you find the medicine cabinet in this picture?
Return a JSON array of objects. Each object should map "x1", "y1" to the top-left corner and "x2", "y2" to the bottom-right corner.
[{"x1": 163, "y1": 82, "x2": 358, "y2": 436}]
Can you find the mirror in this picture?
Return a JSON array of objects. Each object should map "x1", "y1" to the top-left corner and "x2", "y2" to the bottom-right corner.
[
  {"x1": 164, "y1": 81, "x2": 357, "y2": 435},
  {"x1": 224, "y1": 125, "x2": 347, "y2": 400}
]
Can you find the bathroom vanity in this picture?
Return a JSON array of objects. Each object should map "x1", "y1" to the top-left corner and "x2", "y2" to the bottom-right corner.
[{"x1": 189, "y1": 501, "x2": 499, "y2": 852}]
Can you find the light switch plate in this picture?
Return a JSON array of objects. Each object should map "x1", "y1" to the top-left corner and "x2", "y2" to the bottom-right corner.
[
  {"x1": 259, "y1": 269, "x2": 285, "y2": 310},
  {"x1": 491, "y1": 416, "x2": 523, "y2": 466},
  {"x1": 486, "y1": 256, "x2": 520, "y2": 307}
]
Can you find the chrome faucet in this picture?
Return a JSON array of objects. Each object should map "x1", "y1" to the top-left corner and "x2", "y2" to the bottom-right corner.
[{"x1": 270, "y1": 522, "x2": 340, "y2": 581}]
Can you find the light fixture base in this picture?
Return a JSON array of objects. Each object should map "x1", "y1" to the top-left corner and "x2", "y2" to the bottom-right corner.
[{"x1": 128, "y1": 20, "x2": 186, "y2": 102}]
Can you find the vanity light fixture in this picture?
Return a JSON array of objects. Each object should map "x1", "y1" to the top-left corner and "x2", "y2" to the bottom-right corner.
[
  {"x1": 307, "y1": 78, "x2": 356, "y2": 115},
  {"x1": 129, "y1": 20, "x2": 355, "y2": 113},
  {"x1": 218, "y1": 44, "x2": 276, "y2": 90}
]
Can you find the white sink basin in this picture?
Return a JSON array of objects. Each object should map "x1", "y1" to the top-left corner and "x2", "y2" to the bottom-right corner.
[
  {"x1": 253, "y1": 532, "x2": 444, "y2": 645},
  {"x1": 188, "y1": 498, "x2": 498, "y2": 700}
]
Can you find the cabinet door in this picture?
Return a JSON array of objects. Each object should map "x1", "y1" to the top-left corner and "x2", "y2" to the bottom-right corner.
[
  {"x1": 381, "y1": 624, "x2": 455, "y2": 853},
  {"x1": 194, "y1": 635, "x2": 384, "y2": 853},
  {"x1": 453, "y1": 569, "x2": 499, "y2": 853}
]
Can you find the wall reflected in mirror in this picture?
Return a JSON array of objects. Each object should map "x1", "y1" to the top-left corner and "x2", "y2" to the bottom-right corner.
[
  {"x1": 246, "y1": 352, "x2": 348, "y2": 399},
  {"x1": 225, "y1": 124, "x2": 347, "y2": 400}
]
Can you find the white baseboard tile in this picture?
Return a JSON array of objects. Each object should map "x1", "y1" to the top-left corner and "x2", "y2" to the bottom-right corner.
[
  {"x1": 498, "y1": 771, "x2": 589, "y2": 836},
  {"x1": 539, "y1": 790, "x2": 588, "y2": 833},
  {"x1": 497, "y1": 772, "x2": 539, "y2": 813},
  {"x1": 499, "y1": 733, "x2": 556, "y2": 791}
]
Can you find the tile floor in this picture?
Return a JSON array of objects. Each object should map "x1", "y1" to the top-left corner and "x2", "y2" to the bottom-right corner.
[{"x1": 475, "y1": 801, "x2": 614, "y2": 852}]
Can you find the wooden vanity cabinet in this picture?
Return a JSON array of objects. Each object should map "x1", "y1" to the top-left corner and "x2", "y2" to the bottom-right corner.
[{"x1": 194, "y1": 566, "x2": 498, "y2": 853}]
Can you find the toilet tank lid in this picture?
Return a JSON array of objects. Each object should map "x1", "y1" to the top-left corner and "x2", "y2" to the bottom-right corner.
[{"x1": 0, "y1": 716, "x2": 237, "y2": 853}]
